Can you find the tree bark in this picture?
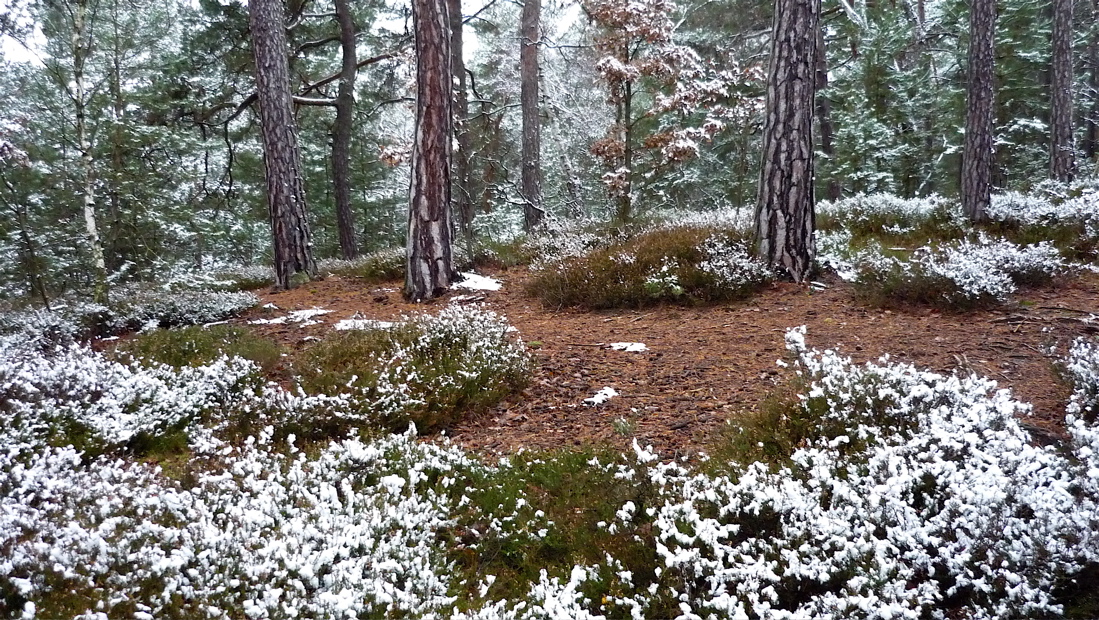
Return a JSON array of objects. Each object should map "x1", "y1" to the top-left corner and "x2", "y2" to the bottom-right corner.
[
  {"x1": 73, "y1": 0, "x2": 109, "y2": 305},
  {"x1": 754, "y1": 0, "x2": 819, "y2": 283},
  {"x1": 1050, "y1": 0, "x2": 1076, "y2": 181},
  {"x1": 961, "y1": 0, "x2": 996, "y2": 223},
  {"x1": 448, "y1": 0, "x2": 475, "y2": 257},
  {"x1": 332, "y1": 0, "x2": 358, "y2": 259},
  {"x1": 814, "y1": 26, "x2": 841, "y2": 201},
  {"x1": 1082, "y1": 0, "x2": 1097, "y2": 165},
  {"x1": 520, "y1": 0, "x2": 544, "y2": 231},
  {"x1": 249, "y1": 0, "x2": 317, "y2": 290},
  {"x1": 406, "y1": 0, "x2": 456, "y2": 301}
]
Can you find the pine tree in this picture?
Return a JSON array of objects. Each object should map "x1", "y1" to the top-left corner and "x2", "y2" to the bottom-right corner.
[
  {"x1": 961, "y1": 0, "x2": 996, "y2": 223},
  {"x1": 406, "y1": 0, "x2": 456, "y2": 301},
  {"x1": 754, "y1": 0, "x2": 818, "y2": 283},
  {"x1": 520, "y1": 0, "x2": 544, "y2": 231},
  {"x1": 1050, "y1": 0, "x2": 1076, "y2": 181},
  {"x1": 249, "y1": 0, "x2": 317, "y2": 289}
]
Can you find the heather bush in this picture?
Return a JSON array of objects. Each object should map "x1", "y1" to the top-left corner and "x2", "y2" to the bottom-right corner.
[
  {"x1": 0, "y1": 335, "x2": 261, "y2": 456},
  {"x1": 294, "y1": 305, "x2": 531, "y2": 434},
  {"x1": 987, "y1": 189, "x2": 1099, "y2": 260},
  {"x1": 112, "y1": 324, "x2": 283, "y2": 373},
  {"x1": 4, "y1": 326, "x2": 1099, "y2": 618},
  {"x1": 817, "y1": 193, "x2": 967, "y2": 245},
  {"x1": 529, "y1": 225, "x2": 771, "y2": 309},
  {"x1": 830, "y1": 236, "x2": 1071, "y2": 310}
]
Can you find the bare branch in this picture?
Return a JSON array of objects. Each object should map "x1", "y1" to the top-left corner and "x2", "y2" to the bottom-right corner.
[{"x1": 293, "y1": 95, "x2": 337, "y2": 106}]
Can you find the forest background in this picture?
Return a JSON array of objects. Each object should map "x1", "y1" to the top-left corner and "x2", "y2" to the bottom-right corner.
[{"x1": 0, "y1": 0, "x2": 1095, "y2": 299}]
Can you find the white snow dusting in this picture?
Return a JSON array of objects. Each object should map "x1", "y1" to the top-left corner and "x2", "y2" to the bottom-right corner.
[
  {"x1": 610, "y1": 342, "x2": 648, "y2": 352},
  {"x1": 584, "y1": 386, "x2": 619, "y2": 406},
  {"x1": 455, "y1": 272, "x2": 503, "y2": 291}
]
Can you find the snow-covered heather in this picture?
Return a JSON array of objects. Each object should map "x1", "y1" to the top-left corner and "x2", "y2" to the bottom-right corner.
[
  {"x1": 825, "y1": 235, "x2": 1073, "y2": 305},
  {"x1": 698, "y1": 235, "x2": 774, "y2": 289},
  {"x1": 1064, "y1": 338, "x2": 1099, "y2": 502},
  {"x1": 0, "y1": 336, "x2": 259, "y2": 450},
  {"x1": 649, "y1": 205, "x2": 755, "y2": 231},
  {"x1": 333, "y1": 318, "x2": 395, "y2": 331},
  {"x1": 0, "y1": 429, "x2": 473, "y2": 619},
  {"x1": 527, "y1": 219, "x2": 621, "y2": 270},
  {"x1": 0, "y1": 287, "x2": 259, "y2": 345},
  {"x1": 111, "y1": 287, "x2": 260, "y2": 331},
  {"x1": 817, "y1": 192, "x2": 960, "y2": 234},
  {"x1": 637, "y1": 328, "x2": 1099, "y2": 619},
  {"x1": 528, "y1": 208, "x2": 756, "y2": 274},
  {"x1": 988, "y1": 188, "x2": 1099, "y2": 229},
  {"x1": 5, "y1": 311, "x2": 1099, "y2": 618}
]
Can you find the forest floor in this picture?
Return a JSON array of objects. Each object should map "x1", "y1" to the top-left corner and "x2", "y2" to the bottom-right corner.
[{"x1": 239, "y1": 268, "x2": 1099, "y2": 458}]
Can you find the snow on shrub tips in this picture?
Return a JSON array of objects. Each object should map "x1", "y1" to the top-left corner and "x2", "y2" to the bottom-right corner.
[{"x1": 4, "y1": 313, "x2": 1099, "y2": 618}]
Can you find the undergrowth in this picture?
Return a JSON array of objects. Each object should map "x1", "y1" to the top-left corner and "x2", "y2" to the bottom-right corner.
[
  {"x1": 293, "y1": 306, "x2": 531, "y2": 434},
  {"x1": 4, "y1": 320, "x2": 1099, "y2": 618},
  {"x1": 818, "y1": 191, "x2": 1094, "y2": 311},
  {"x1": 529, "y1": 225, "x2": 771, "y2": 309},
  {"x1": 111, "y1": 324, "x2": 283, "y2": 373}
]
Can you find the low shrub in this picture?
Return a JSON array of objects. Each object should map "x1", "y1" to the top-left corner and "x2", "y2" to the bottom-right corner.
[
  {"x1": 529, "y1": 225, "x2": 771, "y2": 309},
  {"x1": 209, "y1": 264, "x2": 275, "y2": 291},
  {"x1": 651, "y1": 327, "x2": 1099, "y2": 618},
  {"x1": 109, "y1": 286, "x2": 259, "y2": 332},
  {"x1": 817, "y1": 193, "x2": 967, "y2": 246},
  {"x1": 5, "y1": 326, "x2": 1099, "y2": 619},
  {"x1": 317, "y1": 247, "x2": 405, "y2": 282},
  {"x1": 840, "y1": 236, "x2": 1070, "y2": 310},
  {"x1": 294, "y1": 305, "x2": 531, "y2": 433},
  {"x1": 0, "y1": 335, "x2": 261, "y2": 457},
  {"x1": 112, "y1": 324, "x2": 282, "y2": 373},
  {"x1": 987, "y1": 190, "x2": 1099, "y2": 261}
]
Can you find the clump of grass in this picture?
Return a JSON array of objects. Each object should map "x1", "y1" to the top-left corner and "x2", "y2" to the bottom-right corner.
[
  {"x1": 112, "y1": 324, "x2": 282, "y2": 372},
  {"x1": 528, "y1": 226, "x2": 771, "y2": 309},
  {"x1": 210, "y1": 265, "x2": 274, "y2": 291},
  {"x1": 318, "y1": 247, "x2": 405, "y2": 282},
  {"x1": 293, "y1": 306, "x2": 530, "y2": 433},
  {"x1": 446, "y1": 448, "x2": 676, "y2": 617}
]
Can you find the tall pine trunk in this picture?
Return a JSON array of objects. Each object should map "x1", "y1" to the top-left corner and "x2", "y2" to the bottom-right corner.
[
  {"x1": 406, "y1": 0, "x2": 456, "y2": 301},
  {"x1": 755, "y1": 0, "x2": 819, "y2": 283},
  {"x1": 333, "y1": 0, "x2": 358, "y2": 259},
  {"x1": 1082, "y1": 0, "x2": 1097, "y2": 166},
  {"x1": 961, "y1": 0, "x2": 996, "y2": 223},
  {"x1": 520, "y1": 0, "x2": 544, "y2": 231},
  {"x1": 73, "y1": 0, "x2": 109, "y2": 305},
  {"x1": 1050, "y1": 0, "x2": 1076, "y2": 181},
  {"x1": 814, "y1": 26, "x2": 841, "y2": 202},
  {"x1": 448, "y1": 0, "x2": 475, "y2": 258},
  {"x1": 249, "y1": 0, "x2": 316, "y2": 290}
]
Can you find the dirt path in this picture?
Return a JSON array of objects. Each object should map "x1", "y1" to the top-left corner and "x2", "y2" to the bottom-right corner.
[{"x1": 239, "y1": 269, "x2": 1099, "y2": 456}]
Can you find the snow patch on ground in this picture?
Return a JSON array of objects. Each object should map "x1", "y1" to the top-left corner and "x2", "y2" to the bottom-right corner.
[
  {"x1": 610, "y1": 342, "x2": 648, "y2": 352},
  {"x1": 334, "y1": 319, "x2": 396, "y2": 331},
  {"x1": 249, "y1": 307, "x2": 332, "y2": 326},
  {"x1": 584, "y1": 386, "x2": 619, "y2": 406},
  {"x1": 455, "y1": 272, "x2": 502, "y2": 291}
]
